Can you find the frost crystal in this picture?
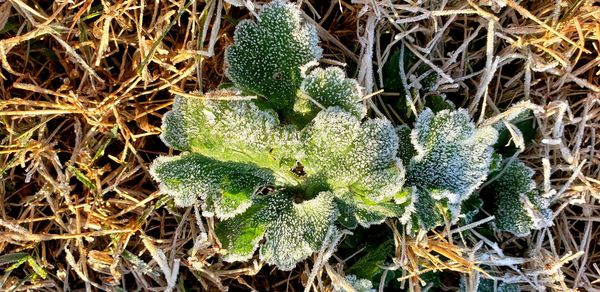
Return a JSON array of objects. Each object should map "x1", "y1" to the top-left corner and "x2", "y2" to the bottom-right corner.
[
  {"x1": 161, "y1": 95, "x2": 300, "y2": 177},
  {"x1": 407, "y1": 108, "x2": 498, "y2": 206},
  {"x1": 295, "y1": 67, "x2": 367, "y2": 123},
  {"x1": 483, "y1": 160, "x2": 552, "y2": 236},
  {"x1": 215, "y1": 191, "x2": 336, "y2": 271},
  {"x1": 225, "y1": 0, "x2": 322, "y2": 110},
  {"x1": 412, "y1": 188, "x2": 445, "y2": 230},
  {"x1": 335, "y1": 189, "x2": 406, "y2": 229},
  {"x1": 150, "y1": 153, "x2": 274, "y2": 218},
  {"x1": 301, "y1": 107, "x2": 405, "y2": 202},
  {"x1": 334, "y1": 275, "x2": 376, "y2": 292}
]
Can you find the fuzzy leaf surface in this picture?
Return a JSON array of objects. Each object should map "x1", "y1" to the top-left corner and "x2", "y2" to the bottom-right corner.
[
  {"x1": 161, "y1": 95, "x2": 300, "y2": 181},
  {"x1": 225, "y1": 0, "x2": 322, "y2": 110},
  {"x1": 407, "y1": 108, "x2": 498, "y2": 205},
  {"x1": 301, "y1": 107, "x2": 405, "y2": 202},
  {"x1": 484, "y1": 160, "x2": 552, "y2": 236},
  {"x1": 150, "y1": 153, "x2": 274, "y2": 218},
  {"x1": 215, "y1": 191, "x2": 336, "y2": 271},
  {"x1": 335, "y1": 190, "x2": 406, "y2": 229},
  {"x1": 294, "y1": 67, "x2": 366, "y2": 124}
]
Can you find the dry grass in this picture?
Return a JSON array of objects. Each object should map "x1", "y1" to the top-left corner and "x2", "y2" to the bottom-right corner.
[{"x1": 0, "y1": 0, "x2": 598, "y2": 291}]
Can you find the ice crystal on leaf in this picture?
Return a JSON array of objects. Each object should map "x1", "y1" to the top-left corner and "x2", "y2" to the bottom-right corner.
[
  {"x1": 150, "y1": 153, "x2": 274, "y2": 218},
  {"x1": 161, "y1": 94, "x2": 300, "y2": 180},
  {"x1": 225, "y1": 0, "x2": 322, "y2": 111},
  {"x1": 411, "y1": 188, "x2": 445, "y2": 230},
  {"x1": 301, "y1": 107, "x2": 405, "y2": 202},
  {"x1": 406, "y1": 108, "x2": 498, "y2": 209},
  {"x1": 215, "y1": 191, "x2": 336, "y2": 271},
  {"x1": 334, "y1": 189, "x2": 406, "y2": 229},
  {"x1": 334, "y1": 275, "x2": 376, "y2": 292},
  {"x1": 483, "y1": 160, "x2": 552, "y2": 236},
  {"x1": 294, "y1": 67, "x2": 366, "y2": 124},
  {"x1": 152, "y1": 0, "x2": 541, "y2": 275}
]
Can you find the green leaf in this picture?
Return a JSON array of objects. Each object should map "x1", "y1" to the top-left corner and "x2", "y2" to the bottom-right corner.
[
  {"x1": 260, "y1": 191, "x2": 337, "y2": 270},
  {"x1": 216, "y1": 191, "x2": 337, "y2": 271},
  {"x1": 160, "y1": 94, "x2": 300, "y2": 179},
  {"x1": 483, "y1": 160, "x2": 552, "y2": 236},
  {"x1": 225, "y1": 0, "x2": 322, "y2": 111},
  {"x1": 26, "y1": 258, "x2": 47, "y2": 279},
  {"x1": 412, "y1": 188, "x2": 445, "y2": 230},
  {"x1": 460, "y1": 194, "x2": 483, "y2": 225},
  {"x1": 67, "y1": 165, "x2": 96, "y2": 190},
  {"x1": 382, "y1": 49, "x2": 436, "y2": 93},
  {"x1": 396, "y1": 125, "x2": 416, "y2": 165},
  {"x1": 335, "y1": 190, "x2": 406, "y2": 229},
  {"x1": 407, "y1": 108, "x2": 498, "y2": 210},
  {"x1": 335, "y1": 275, "x2": 376, "y2": 292},
  {"x1": 346, "y1": 239, "x2": 394, "y2": 282},
  {"x1": 424, "y1": 95, "x2": 455, "y2": 113},
  {"x1": 0, "y1": 253, "x2": 30, "y2": 265},
  {"x1": 294, "y1": 67, "x2": 366, "y2": 125},
  {"x1": 301, "y1": 107, "x2": 405, "y2": 202},
  {"x1": 380, "y1": 49, "x2": 439, "y2": 122},
  {"x1": 493, "y1": 109, "x2": 536, "y2": 156},
  {"x1": 121, "y1": 250, "x2": 159, "y2": 277},
  {"x1": 150, "y1": 153, "x2": 274, "y2": 218},
  {"x1": 92, "y1": 125, "x2": 118, "y2": 161},
  {"x1": 215, "y1": 202, "x2": 271, "y2": 262}
]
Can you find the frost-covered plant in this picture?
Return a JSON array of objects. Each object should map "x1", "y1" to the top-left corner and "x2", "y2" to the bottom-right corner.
[
  {"x1": 152, "y1": 0, "x2": 406, "y2": 271},
  {"x1": 150, "y1": 0, "x2": 549, "y2": 275},
  {"x1": 482, "y1": 159, "x2": 553, "y2": 236},
  {"x1": 225, "y1": 0, "x2": 321, "y2": 111},
  {"x1": 333, "y1": 275, "x2": 376, "y2": 292},
  {"x1": 399, "y1": 108, "x2": 498, "y2": 229}
]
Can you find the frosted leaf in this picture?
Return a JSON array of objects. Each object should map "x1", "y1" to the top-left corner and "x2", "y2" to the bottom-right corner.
[
  {"x1": 161, "y1": 94, "x2": 300, "y2": 177},
  {"x1": 334, "y1": 189, "x2": 406, "y2": 229},
  {"x1": 483, "y1": 160, "x2": 552, "y2": 237},
  {"x1": 214, "y1": 201, "x2": 271, "y2": 262},
  {"x1": 301, "y1": 107, "x2": 405, "y2": 202},
  {"x1": 396, "y1": 125, "x2": 416, "y2": 165},
  {"x1": 150, "y1": 153, "x2": 274, "y2": 218},
  {"x1": 260, "y1": 191, "x2": 336, "y2": 270},
  {"x1": 407, "y1": 108, "x2": 498, "y2": 206},
  {"x1": 411, "y1": 188, "x2": 445, "y2": 230},
  {"x1": 225, "y1": 0, "x2": 322, "y2": 110},
  {"x1": 215, "y1": 191, "x2": 336, "y2": 271},
  {"x1": 334, "y1": 275, "x2": 376, "y2": 292},
  {"x1": 424, "y1": 95, "x2": 455, "y2": 113},
  {"x1": 295, "y1": 67, "x2": 367, "y2": 123}
]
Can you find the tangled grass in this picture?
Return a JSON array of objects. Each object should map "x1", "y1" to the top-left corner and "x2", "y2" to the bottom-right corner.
[{"x1": 0, "y1": 0, "x2": 598, "y2": 291}]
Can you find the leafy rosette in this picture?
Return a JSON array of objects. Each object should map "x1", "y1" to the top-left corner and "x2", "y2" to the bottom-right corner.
[
  {"x1": 482, "y1": 160, "x2": 553, "y2": 236},
  {"x1": 402, "y1": 108, "x2": 498, "y2": 228},
  {"x1": 225, "y1": 0, "x2": 322, "y2": 111},
  {"x1": 148, "y1": 0, "x2": 545, "y2": 275}
]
